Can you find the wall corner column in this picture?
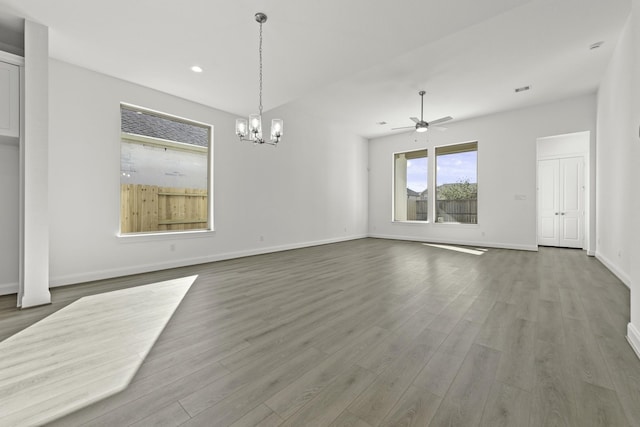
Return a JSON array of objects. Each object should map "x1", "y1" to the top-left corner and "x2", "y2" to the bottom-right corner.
[
  {"x1": 19, "y1": 20, "x2": 50, "y2": 308},
  {"x1": 393, "y1": 154, "x2": 407, "y2": 221},
  {"x1": 628, "y1": 0, "x2": 640, "y2": 359}
]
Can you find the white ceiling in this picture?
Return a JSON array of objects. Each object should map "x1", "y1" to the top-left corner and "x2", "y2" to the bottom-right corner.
[{"x1": 0, "y1": 0, "x2": 631, "y2": 138}]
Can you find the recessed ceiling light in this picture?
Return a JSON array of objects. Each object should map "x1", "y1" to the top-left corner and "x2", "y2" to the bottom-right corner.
[
  {"x1": 191, "y1": 65, "x2": 203, "y2": 73},
  {"x1": 515, "y1": 85, "x2": 530, "y2": 93},
  {"x1": 589, "y1": 41, "x2": 604, "y2": 50}
]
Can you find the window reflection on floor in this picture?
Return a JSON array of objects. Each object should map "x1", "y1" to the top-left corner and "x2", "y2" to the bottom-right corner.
[{"x1": 423, "y1": 243, "x2": 487, "y2": 256}]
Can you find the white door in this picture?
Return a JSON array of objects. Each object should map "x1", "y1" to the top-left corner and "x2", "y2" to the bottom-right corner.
[
  {"x1": 537, "y1": 157, "x2": 584, "y2": 248},
  {"x1": 558, "y1": 157, "x2": 584, "y2": 247},
  {"x1": 538, "y1": 159, "x2": 559, "y2": 246}
]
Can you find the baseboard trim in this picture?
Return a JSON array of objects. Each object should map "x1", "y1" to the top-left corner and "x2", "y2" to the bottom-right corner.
[
  {"x1": 50, "y1": 234, "x2": 368, "y2": 288},
  {"x1": 367, "y1": 233, "x2": 538, "y2": 252},
  {"x1": 0, "y1": 282, "x2": 18, "y2": 297},
  {"x1": 627, "y1": 323, "x2": 640, "y2": 361},
  {"x1": 595, "y1": 252, "x2": 632, "y2": 289}
]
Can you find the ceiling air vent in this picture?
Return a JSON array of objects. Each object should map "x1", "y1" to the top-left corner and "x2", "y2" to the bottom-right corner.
[{"x1": 515, "y1": 85, "x2": 530, "y2": 93}]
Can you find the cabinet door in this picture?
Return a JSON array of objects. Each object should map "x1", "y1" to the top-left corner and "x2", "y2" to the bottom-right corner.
[{"x1": 0, "y1": 60, "x2": 20, "y2": 138}]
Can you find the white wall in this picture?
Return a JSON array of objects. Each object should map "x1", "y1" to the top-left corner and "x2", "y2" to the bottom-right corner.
[
  {"x1": 597, "y1": 1, "x2": 640, "y2": 356},
  {"x1": 0, "y1": 144, "x2": 19, "y2": 294},
  {"x1": 596, "y1": 16, "x2": 633, "y2": 286},
  {"x1": 48, "y1": 59, "x2": 368, "y2": 286},
  {"x1": 368, "y1": 94, "x2": 596, "y2": 251}
]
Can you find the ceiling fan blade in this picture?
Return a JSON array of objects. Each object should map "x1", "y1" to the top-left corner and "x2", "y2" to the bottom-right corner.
[
  {"x1": 431, "y1": 126, "x2": 447, "y2": 132},
  {"x1": 409, "y1": 117, "x2": 420, "y2": 123},
  {"x1": 391, "y1": 125, "x2": 415, "y2": 130},
  {"x1": 428, "y1": 116, "x2": 453, "y2": 126}
]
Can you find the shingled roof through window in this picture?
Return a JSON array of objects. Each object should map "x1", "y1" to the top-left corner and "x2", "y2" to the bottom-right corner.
[{"x1": 121, "y1": 108, "x2": 209, "y2": 148}]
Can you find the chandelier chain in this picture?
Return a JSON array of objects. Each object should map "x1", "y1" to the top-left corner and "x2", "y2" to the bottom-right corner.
[{"x1": 258, "y1": 20, "x2": 263, "y2": 116}]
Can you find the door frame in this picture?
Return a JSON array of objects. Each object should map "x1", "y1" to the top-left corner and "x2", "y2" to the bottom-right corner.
[{"x1": 536, "y1": 131, "x2": 591, "y2": 253}]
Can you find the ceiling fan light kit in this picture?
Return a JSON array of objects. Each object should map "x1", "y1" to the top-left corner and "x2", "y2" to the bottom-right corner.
[
  {"x1": 235, "y1": 12, "x2": 284, "y2": 145},
  {"x1": 392, "y1": 90, "x2": 452, "y2": 133}
]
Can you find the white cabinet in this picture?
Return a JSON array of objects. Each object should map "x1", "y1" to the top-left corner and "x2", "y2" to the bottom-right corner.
[{"x1": 0, "y1": 60, "x2": 20, "y2": 138}]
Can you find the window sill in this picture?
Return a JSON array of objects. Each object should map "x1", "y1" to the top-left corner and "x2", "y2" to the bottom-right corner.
[
  {"x1": 116, "y1": 229, "x2": 215, "y2": 242},
  {"x1": 391, "y1": 220, "x2": 479, "y2": 228},
  {"x1": 432, "y1": 222, "x2": 479, "y2": 228}
]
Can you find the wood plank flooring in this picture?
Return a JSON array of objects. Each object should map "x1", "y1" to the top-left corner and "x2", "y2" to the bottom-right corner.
[
  {"x1": 0, "y1": 276, "x2": 196, "y2": 426},
  {"x1": 0, "y1": 238, "x2": 638, "y2": 426}
]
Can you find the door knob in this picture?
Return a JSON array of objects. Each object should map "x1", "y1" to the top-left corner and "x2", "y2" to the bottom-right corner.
[
  {"x1": 555, "y1": 212, "x2": 559, "y2": 215},
  {"x1": 560, "y1": 212, "x2": 565, "y2": 215}
]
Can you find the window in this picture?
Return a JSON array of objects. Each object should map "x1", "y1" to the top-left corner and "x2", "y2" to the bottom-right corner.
[
  {"x1": 435, "y1": 142, "x2": 478, "y2": 224},
  {"x1": 120, "y1": 104, "x2": 212, "y2": 234},
  {"x1": 394, "y1": 149, "x2": 428, "y2": 221}
]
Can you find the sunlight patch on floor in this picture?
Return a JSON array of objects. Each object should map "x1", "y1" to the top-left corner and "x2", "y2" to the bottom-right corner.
[
  {"x1": 0, "y1": 275, "x2": 197, "y2": 426},
  {"x1": 423, "y1": 243, "x2": 487, "y2": 256}
]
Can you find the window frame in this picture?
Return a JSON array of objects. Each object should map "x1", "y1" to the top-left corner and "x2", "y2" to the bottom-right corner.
[{"x1": 117, "y1": 103, "x2": 214, "y2": 237}]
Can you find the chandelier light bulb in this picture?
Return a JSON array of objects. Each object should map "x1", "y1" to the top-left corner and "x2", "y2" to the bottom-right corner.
[
  {"x1": 250, "y1": 116, "x2": 261, "y2": 130},
  {"x1": 271, "y1": 119, "x2": 283, "y2": 141},
  {"x1": 235, "y1": 119, "x2": 247, "y2": 138}
]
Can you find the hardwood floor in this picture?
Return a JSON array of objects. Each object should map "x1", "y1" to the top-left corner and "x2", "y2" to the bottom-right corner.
[
  {"x1": 0, "y1": 238, "x2": 638, "y2": 426},
  {"x1": 0, "y1": 276, "x2": 196, "y2": 425}
]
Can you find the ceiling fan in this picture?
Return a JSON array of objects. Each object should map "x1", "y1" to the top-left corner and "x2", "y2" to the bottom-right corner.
[{"x1": 392, "y1": 90, "x2": 452, "y2": 132}]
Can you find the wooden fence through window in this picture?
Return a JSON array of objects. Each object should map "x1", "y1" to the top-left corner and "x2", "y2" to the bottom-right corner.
[
  {"x1": 436, "y1": 199, "x2": 477, "y2": 224},
  {"x1": 120, "y1": 184, "x2": 208, "y2": 233},
  {"x1": 406, "y1": 199, "x2": 477, "y2": 223},
  {"x1": 407, "y1": 200, "x2": 429, "y2": 221}
]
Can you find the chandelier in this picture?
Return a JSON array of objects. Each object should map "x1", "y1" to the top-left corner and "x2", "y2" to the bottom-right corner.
[{"x1": 235, "y1": 12, "x2": 283, "y2": 145}]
